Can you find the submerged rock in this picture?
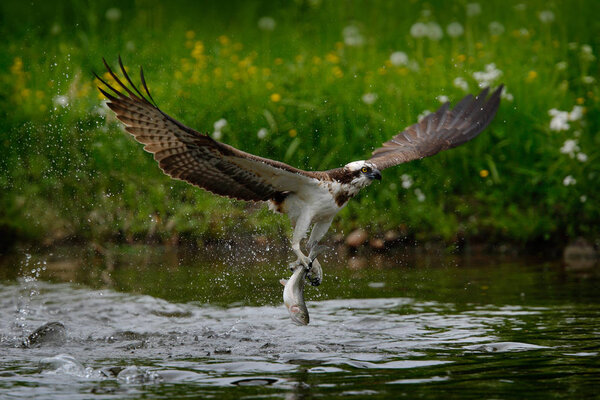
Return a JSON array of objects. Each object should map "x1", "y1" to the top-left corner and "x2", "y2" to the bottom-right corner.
[{"x1": 23, "y1": 322, "x2": 67, "y2": 348}]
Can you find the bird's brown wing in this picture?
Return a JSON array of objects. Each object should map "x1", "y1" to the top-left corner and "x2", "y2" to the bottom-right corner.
[
  {"x1": 369, "y1": 86, "x2": 503, "y2": 170},
  {"x1": 96, "y1": 57, "x2": 325, "y2": 202}
]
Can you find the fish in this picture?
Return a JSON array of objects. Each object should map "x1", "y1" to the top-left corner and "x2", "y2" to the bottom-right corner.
[
  {"x1": 281, "y1": 245, "x2": 328, "y2": 325},
  {"x1": 280, "y1": 264, "x2": 309, "y2": 325}
]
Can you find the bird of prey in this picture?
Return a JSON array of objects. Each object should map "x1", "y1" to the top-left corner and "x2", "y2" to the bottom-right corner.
[{"x1": 96, "y1": 57, "x2": 502, "y2": 286}]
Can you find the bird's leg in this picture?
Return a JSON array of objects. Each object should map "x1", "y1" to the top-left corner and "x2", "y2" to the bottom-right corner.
[
  {"x1": 304, "y1": 218, "x2": 333, "y2": 286},
  {"x1": 290, "y1": 213, "x2": 312, "y2": 271}
]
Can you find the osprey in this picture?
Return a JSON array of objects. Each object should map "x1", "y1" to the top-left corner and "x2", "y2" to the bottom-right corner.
[{"x1": 96, "y1": 57, "x2": 502, "y2": 286}]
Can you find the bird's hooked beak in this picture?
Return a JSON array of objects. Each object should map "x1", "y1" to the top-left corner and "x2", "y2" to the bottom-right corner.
[{"x1": 369, "y1": 169, "x2": 382, "y2": 181}]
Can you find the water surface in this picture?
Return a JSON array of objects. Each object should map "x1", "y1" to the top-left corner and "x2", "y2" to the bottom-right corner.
[{"x1": 1, "y1": 246, "x2": 598, "y2": 399}]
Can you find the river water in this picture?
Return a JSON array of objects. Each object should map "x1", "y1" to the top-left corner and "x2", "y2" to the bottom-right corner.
[{"x1": 0, "y1": 245, "x2": 598, "y2": 399}]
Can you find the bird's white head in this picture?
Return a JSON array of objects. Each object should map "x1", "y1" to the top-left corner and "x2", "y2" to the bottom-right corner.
[{"x1": 344, "y1": 160, "x2": 382, "y2": 188}]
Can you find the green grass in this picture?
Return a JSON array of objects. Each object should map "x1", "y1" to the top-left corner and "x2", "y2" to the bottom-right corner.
[{"x1": 1, "y1": 0, "x2": 599, "y2": 250}]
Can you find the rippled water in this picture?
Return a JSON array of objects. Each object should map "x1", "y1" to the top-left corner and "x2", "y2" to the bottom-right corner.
[{"x1": 0, "y1": 246, "x2": 598, "y2": 399}]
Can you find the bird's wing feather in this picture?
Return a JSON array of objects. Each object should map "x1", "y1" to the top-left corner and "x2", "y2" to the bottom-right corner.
[
  {"x1": 369, "y1": 86, "x2": 503, "y2": 170},
  {"x1": 96, "y1": 57, "x2": 323, "y2": 202}
]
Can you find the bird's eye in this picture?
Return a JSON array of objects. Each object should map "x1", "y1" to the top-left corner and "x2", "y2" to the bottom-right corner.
[{"x1": 361, "y1": 167, "x2": 369, "y2": 173}]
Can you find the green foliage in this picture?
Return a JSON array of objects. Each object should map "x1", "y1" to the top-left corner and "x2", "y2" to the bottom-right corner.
[{"x1": 1, "y1": 0, "x2": 599, "y2": 248}]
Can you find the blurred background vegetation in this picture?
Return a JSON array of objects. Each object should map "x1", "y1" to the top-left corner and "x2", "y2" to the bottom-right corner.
[{"x1": 1, "y1": 0, "x2": 599, "y2": 253}]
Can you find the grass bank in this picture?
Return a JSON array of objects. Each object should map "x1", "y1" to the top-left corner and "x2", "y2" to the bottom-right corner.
[{"x1": 1, "y1": 0, "x2": 599, "y2": 251}]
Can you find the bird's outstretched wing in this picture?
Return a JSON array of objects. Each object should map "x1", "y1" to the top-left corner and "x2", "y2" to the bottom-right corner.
[
  {"x1": 95, "y1": 57, "x2": 324, "y2": 202},
  {"x1": 369, "y1": 86, "x2": 503, "y2": 170}
]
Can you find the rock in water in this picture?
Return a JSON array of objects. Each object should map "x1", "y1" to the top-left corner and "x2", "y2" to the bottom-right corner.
[{"x1": 23, "y1": 322, "x2": 67, "y2": 348}]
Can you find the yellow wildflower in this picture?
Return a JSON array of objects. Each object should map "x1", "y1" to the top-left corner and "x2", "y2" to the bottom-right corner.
[
  {"x1": 274, "y1": 58, "x2": 283, "y2": 66},
  {"x1": 457, "y1": 54, "x2": 466, "y2": 62},
  {"x1": 397, "y1": 67, "x2": 409, "y2": 76},
  {"x1": 266, "y1": 81, "x2": 274, "y2": 90},
  {"x1": 332, "y1": 66, "x2": 343, "y2": 78},
  {"x1": 185, "y1": 30, "x2": 195, "y2": 40},
  {"x1": 479, "y1": 169, "x2": 489, "y2": 178},
  {"x1": 475, "y1": 42, "x2": 484, "y2": 50},
  {"x1": 312, "y1": 56, "x2": 322, "y2": 65},
  {"x1": 335, "y1": 41, "x2": 344, "y2": 50},
  {"x1": 325, "y1": 52, "x2": 340, "y2": 64},
  {"x1": 289, "y1": 129, "x2": 297, "y2": 137},
  {"x1": 425, "y1": 57, "x2": 434, "y2": 66},
  {"x1": 270, "y1": 93, "x2": 281, "y2": 102},
  {"x1": 191, "y1": 41, "x2": 204, "y2": 60},
  {"x1": 11, "y1": 57, "x2": 23, "y2": 75},
  {"x1": 218, "y1": 35, "x2": 230, "y2": 45},
  {"x1": 526, "y1": 70, "x2": 538, "y2": 82},
  {"x1": 233, "y1": 42, "x2": 243, "y2": 51},
  {"x1": 576, "y1": 97, "x2": 584, "y2": 104},
  {"x1": 225, "y1": 81, "x2": 234, "y2": 89}
]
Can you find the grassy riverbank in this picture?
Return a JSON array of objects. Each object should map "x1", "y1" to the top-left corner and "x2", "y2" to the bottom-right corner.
[{"x1": 1, "y1": 0, "x2": 599, "y2": 251}]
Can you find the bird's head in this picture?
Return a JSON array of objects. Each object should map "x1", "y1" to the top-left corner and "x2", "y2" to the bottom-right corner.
[{"x1": 344, "y1": 160, "x2": 382, "y2": 188}]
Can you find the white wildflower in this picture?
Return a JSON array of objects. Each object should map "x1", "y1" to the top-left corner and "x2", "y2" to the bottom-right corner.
[
  {"x1": 212, "y1": 130, "x2": 223, "y2": 140},
  {"x1": 414, "y1": 188, "x2": 426, "y2": 202},
  {"x1": 582, "y1": 76, "x2": 595, "y2": 84},
  {"x1": 568, "y1": 42, "x2": 579, "y2": 50},
  {"x1": 361, "y1": 93, "x2": 377, "y2": 105},
  {"x1": 453, "y1": 77, "x2": 469, "y2": 91},
  {"x1": 417, "y1": 110, "x2": 431, "y2": 122},
  {"x1": 569, "y1": 105, "x2": 584, "y2": 121},
  {"x1": 258, "y1": 16, "x2": 276, "y2": 31},
  {"x1": 563, "y1": 175, "x2": 576, "y2": 186},
  {"x1": 473, "y1": 63, "x2": 502, "y2": 88},
  {"x1": 549, "y1": 109, "x2": 570, "y2": 131},
  {"x1": 408, "y1": 60, "x2": 420, "y2": 71},
  {"x1": 343, "y1": 25, "x2": 365, "y2": 47},
  {"x1": 257, "y1": 128, "x2": 268, "y2": 139},
  {"x1": 390, "y1": 51, "x2": 408, "y2": 66},
  {"x1": 401, "y1": 174, "x2": 413, "y2": 189},
  {"x1": 426, "y1": 22, "x2": 443, "y2": 40},
  {"x1": 580, "y1": 195, "x2": 587, "y2": 203},
  {"x1": 489, "y1": 21, "x2": 505, "y2": 35},
  {"x1": 501, "y1": 87, "x2": 514, "y2": 102},
  {"x1": 580, "y1": 44, "x2": 595, "y2": 61},
  {"x1": 214, "y1": 118, "x2": 227, "y2": 131},
  {"x1": 410, "y1": 22, "x2": 428, "y2": 38},
  {"x1": 518, "y1": 28, "x2": 529, "y2": 37},
  {"x1": 560, "y1": 139, "x2": 579, "y2": 157},
  {"x1": 538, "y1": 10, "x2": 555, "y2": 23},
  {"x1": 555, "y1": 61, "x2": 568, "y2": 71},
  {"x1": 437, "y1": 95, "x2": 449, "y2": 103},
  {"x1": 577, "y1": 152, "x2": 588, "y2": 162},
  {"x1": 53, "y1": 95, "x2": 69, "y2": 107},
  {"x1": 446, "y1": 22, "x2": 464, "y2": 38},
  {"x1": 105, "y1": 8, "x2": 122, "y2": 22},
  {"x1": 466, "y1": 3, "x2": 481, "y2": 16}
]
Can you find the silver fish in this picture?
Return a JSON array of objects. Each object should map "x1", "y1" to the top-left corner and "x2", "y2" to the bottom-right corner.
[
  {"x1": 281, "y1": 245, "x2": 328, "y2": 325},
  {"x1": 280, "y1": 265, "x2": 309, "y2": 325}
]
